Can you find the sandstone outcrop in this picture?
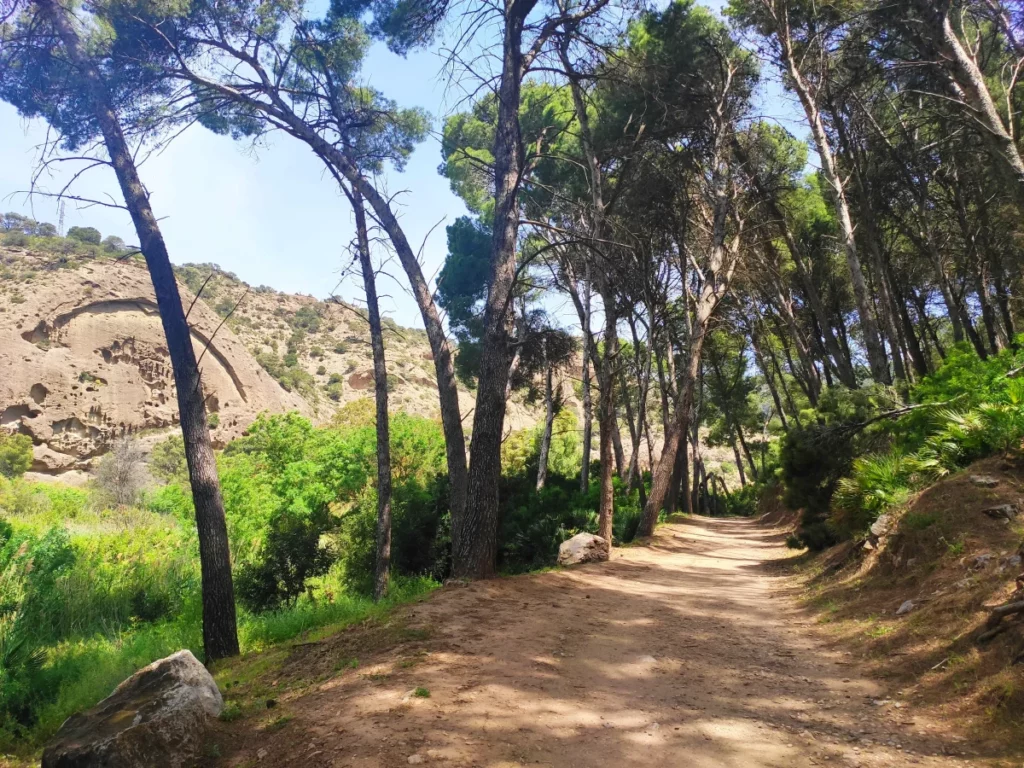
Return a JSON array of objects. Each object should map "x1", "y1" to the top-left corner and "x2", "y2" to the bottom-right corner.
[{"x1": 0, "y1": 251, "x2": 308, "y2": 473}]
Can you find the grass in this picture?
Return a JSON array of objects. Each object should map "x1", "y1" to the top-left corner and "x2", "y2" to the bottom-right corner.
[
  {"x1": 3, "y1": 576, "x2": 437, "y2": 760},
  {"x1": 263, "y1": 715, "x2": 293, "y2": 732},
  {"x1": 413, "y1": 687, "x2": 430, "y2": 698}
]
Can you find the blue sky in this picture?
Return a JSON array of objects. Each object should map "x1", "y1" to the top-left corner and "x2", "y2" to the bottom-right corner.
[
  {"x1": 0, "y1": 41, "x2": 462, "y2": 327},
  {"x1": 0, "y1": 0, "x2": 804, "y2": 329}
]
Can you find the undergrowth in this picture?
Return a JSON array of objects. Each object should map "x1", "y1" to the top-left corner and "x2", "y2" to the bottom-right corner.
[
  {"x1": 780, "y1": 341, "x2": 1024, "y2": 548},
  {"x1": 0, "y1": 402, "x2": 648, "y2": 755}
]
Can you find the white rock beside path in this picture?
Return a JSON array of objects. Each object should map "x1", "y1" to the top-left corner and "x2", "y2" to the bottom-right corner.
[
  {"x1": 558, "y1": 532, "x2": 610, "y2": 566},
  {"x1": 42, "y1": 649, "x2": 223, "y2": 768}
]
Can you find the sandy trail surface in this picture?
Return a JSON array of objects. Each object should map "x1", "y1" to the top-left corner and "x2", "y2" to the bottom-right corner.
[{"x1": 218, "y1": 517, "x2": 982, "y2": 767}]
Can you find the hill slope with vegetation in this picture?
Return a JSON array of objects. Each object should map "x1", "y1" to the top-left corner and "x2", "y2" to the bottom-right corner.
[{"x1": 0, "y1": 224, "x2": 560, "y2": 477}]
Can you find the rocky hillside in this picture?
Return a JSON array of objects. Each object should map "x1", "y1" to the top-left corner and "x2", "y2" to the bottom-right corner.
[{"x1": 0, "y1": 244, "x2": 553, "y2": 477}]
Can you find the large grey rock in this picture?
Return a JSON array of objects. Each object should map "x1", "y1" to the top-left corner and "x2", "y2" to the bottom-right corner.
[
  {"x1": 42, "y1": 650, "x2": 223, "y2": 768},
  {"x1": 557, "y1": 532, "x2": 610, "y2": 566}
]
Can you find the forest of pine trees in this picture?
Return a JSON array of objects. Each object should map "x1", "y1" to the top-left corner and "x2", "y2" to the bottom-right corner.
[{"x1": 2, "y1": 0, "x2": 1024, "y2": 752}]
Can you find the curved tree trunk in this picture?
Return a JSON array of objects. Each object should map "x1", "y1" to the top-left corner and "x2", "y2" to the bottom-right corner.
[
  {"x1": 918, "y1": 0, "x2": 1024, "y2": 210},
  {"x1": 778, "y1": 29, "x2": 890, "y2": 384},
  {"x1": 172, "y1": 65, "x2": 471, "y2": 563},
  {"x1": 39, "y1": 0, "x2": 239, "y2": 660}
]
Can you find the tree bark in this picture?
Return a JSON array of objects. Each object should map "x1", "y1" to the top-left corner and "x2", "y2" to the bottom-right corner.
[
  {"x1": 917, "y1": 0, "x2": 1024, "y2": 210},
  {"x1": 348, "y1": 186, "x2": 392, "y2": 601},
  {"x1": 596, "y1": 289, "x2": 617, "y2": 542},
  {"x1": 732, "y1": 440, "x2": 746, "y2": 487},
  {"x1": 579, "y1": 268, "x2": 593, "y2": 492},
  {"x1": 39, "y1": 0, "x2": 239, "y2": 660},
  {"x1": 751, "y1": 330, "x2": 789, "y2": 432},
  {"x1": 169, "y1": 56, "x2": 471, "y2": 571},
  {"x1": 456, "y1": 5, "x2": 529, "y2": 577},
  {"x1": 777, "y1": 23, "x2": 890, "y2": 383},
  {"x1": 535, "y1": 339, "x2": 555, "y2": 492},
  {"x1": 735, "y1": 137, "x2": 857, "y2": 387}
]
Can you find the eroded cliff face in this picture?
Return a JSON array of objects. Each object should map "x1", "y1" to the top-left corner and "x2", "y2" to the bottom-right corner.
[
  {"x1": 0, "y1": 251, "x2": 309, "y2": 474},
  {"x1": 0, "y1": 246, "x2": 590, "y2": 479}
]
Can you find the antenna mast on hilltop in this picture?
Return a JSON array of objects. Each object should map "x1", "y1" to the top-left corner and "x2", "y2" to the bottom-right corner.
[{"x1": 57, "y1": 201, "x2": 65, "y2": 236}]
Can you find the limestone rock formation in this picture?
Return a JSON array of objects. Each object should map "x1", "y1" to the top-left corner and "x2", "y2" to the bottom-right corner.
[
  {"x1": 41, "y1": 649, "x2": 222, "y2": 768},
  {"x1": 0, "y1": 251, "x2": 308, "y2": 474},
  {"x1": 557, "y1": 532, "x2": 610, "y2": 566}
]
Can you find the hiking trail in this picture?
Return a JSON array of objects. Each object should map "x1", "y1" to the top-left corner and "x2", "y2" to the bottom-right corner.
[{"x1": 213, "y1": 517, "x2": 983, "y2": 767}]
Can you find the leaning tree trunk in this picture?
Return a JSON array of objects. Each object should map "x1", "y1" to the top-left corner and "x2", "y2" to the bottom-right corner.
[
  {"x1": 919, "y1": 0, "x2": 1024, "y2": 210},
  {"x1": 456, "y1": 8, "x2": 528, "y2": 578},
  {"x1": 637, "y1": 300, "x2": 711, "y2": 537},
  {"x1": 39, "y1": 0, "x2": 239, "y2": 660},
  {"x1": 535, "y1": 340, "x2": 555, "y2": 492},
  {"x1": 350, "y1": 186, "x2": 392, "y2": 601},
  {"x1": 737, "y1": 137, "x2": 857, "y2": 387},
  {"x1": 579, "y1": 268, "x2": 594, "y2": 492},
  {"x1": 779, "y1": 35, "x2": 890, "y2": 384},
  {"x1": 214, "y1": 96, "x2": 470, "y2": 562},
  {"x1": 337, "y1": 169, "x2": 468, "y2": 560}
]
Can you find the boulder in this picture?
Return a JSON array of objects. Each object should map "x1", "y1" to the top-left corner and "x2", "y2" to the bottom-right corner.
[
  {"x1": 557, "y1": 532, "x2": 609, "y2": 566},
  {"x1": 42, "y1": 650, "x2": 223, "y2": 768},
  {"x1": 895, "y1": 599, "x2": 916, "y2": 616}
]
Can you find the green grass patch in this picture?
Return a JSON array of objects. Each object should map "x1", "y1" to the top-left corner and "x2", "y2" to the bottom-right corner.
[{"x1": 904, "y1": 511, "x2": 937, "y2": 531}]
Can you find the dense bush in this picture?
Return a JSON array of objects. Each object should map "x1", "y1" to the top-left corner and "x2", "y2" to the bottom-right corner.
[
  {"x1": 236, "y1": 504, "x2": 337, "y2": 612},
  {"x1": 0, "y1": 433, "x2": 32, "y2": 479},
  {"x1": 779, "y1": 342, "x2": 1024, "y2": 548}
]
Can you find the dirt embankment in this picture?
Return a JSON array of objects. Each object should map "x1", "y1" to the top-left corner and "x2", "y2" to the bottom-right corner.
[{"x1": 790, "y1": 455, "x2": 1024, "y2": 760}]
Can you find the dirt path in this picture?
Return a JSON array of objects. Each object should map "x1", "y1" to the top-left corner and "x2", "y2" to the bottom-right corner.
[{"x1": 218, "y1": 517, "x2": 984, "y2": 767}]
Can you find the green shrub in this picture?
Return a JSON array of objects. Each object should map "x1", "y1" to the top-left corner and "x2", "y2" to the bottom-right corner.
[
  {"x1": 35, "y1": 485, "x2": 90, "y2": 520},
  {"x1": 235, "y1": 504, "x2": 337, "y2": 613},
  {"x1": 290, "y1": 305, "x2": 322, "y2": 334},
  {"x1": 722, "y1": 483, "x2": 760, "y2": 517},
  {"x1": 150, "y1": 436, "x2": 188, "y2": 483},
  {"x1": 145, "y1": 483, "x2": 194, "y2": 521},
  {"x1": 66, "y1": 226, "x2": 101, "y2": 245},
  {"x1": 0, "y1": 523, "x2": 76, "y2": 737},
  {"x1": 830, "y1": 452, "x2": 914, "y2": 536},
  {"x1": 0, "y1": 433, "x2": 32, "y2": 479},
  {"x1": 339, "y1": 479, "x2": 449, "y2": 595},
  {"x1": 775, "y1": 343, "x2": 1024, "y2": 547}
]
